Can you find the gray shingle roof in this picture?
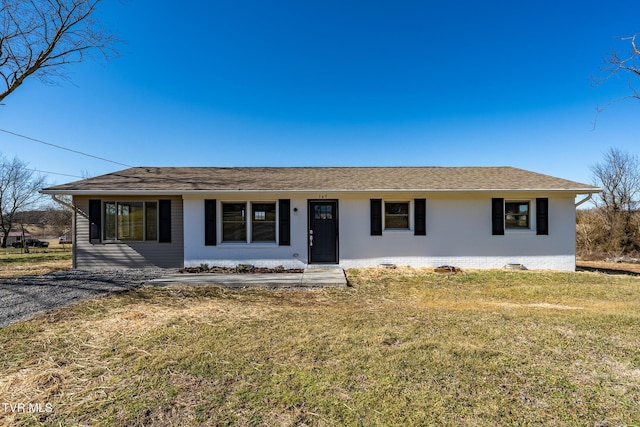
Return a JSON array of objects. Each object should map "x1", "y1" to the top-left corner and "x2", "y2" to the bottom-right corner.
[{"x1": 41, "y1": 166, "x2": 600, "y2": 194}]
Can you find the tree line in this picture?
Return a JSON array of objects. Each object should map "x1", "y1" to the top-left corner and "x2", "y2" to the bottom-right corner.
[
  {"x1": 0, "y1": 154, "x2": 71, "y2": 248},
  {"x1": 577, "y1": 148, "x2": 640, "y2": 259}
]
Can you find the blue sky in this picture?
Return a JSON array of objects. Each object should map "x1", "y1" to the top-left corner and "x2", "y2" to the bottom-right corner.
[{"x1": 1, "y1": 0, "x2": 639, "y2": 187}]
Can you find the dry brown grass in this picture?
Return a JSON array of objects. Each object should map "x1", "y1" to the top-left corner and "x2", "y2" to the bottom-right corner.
[
  {"x1": 577, "y1": 259, "x2": 640, "y2": 275},
  {"x1": 0, "y1": 259, "x2": 72, "y2": 279},
  {"x1": 1, "y1": 267, "x2": 639, "y2": 425}
]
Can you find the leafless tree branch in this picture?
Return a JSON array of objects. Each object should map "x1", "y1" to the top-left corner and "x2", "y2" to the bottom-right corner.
[
  {"x1": 592, "y1": 35, "x2": 640, "y2": 126},
  {"x1": 0, "y1": 0, "x2": 118, "y2": 103}
]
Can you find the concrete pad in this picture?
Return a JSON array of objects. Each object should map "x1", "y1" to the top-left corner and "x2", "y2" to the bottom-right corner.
[{"x1": 148, "y1": 267, "x2": 347, "y2": 289}]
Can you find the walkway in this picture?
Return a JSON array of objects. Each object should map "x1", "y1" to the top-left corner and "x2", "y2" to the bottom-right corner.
[{"x1": 147, "y1": 267, "x2": 348, "y2": 289}]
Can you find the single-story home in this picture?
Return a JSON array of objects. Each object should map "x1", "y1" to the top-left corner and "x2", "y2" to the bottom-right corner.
[
  {"x1": 41, "y1": 166, "x2": 600, "y2": 271},
  {"x1": 1, "y1": 230, "x2": 33, "y2": 246}
]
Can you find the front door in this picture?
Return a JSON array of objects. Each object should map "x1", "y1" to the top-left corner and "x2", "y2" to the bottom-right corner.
[{"x1": 308, "y1": 200, "x2": 338, "y2": 264}]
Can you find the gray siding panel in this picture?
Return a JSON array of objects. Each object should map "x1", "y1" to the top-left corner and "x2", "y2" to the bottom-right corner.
[{"x1": 73, "y1": 196, "x2": 184, "y2": 269}]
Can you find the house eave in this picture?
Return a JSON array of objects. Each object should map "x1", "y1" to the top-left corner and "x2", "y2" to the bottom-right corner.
[{"x1": 40, "y1": 188, "x2": 602, "y2": 196}]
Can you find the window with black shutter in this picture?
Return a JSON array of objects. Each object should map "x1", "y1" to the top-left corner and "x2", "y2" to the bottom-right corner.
[
  {"x1": 492, "y1": 198, "x2": 505, "y2": 235},
  {"x1": 158, "y1": 200, "x2": 171, "y2": 243},
  {"x1": 370, "y1": 199, "x2": 382, "y2": 236},
  {"x1": 205, "y1": 199, "x2": 217, "y2": 245},
  {"x1": 536, "y1": 198, "x2": 549, "y2": 235},
  {"x1": 89, "y1": 199, "x2": 101, "y2": 241},
  {"x1": 414, "y1": 198, "x2": 426, "y2": 236},
  {"x1": 278, "y1": 199, "x2": 291, "y2": 246}
]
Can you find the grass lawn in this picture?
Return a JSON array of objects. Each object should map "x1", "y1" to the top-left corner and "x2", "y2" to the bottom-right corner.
[
  {"x1": 0, "y1": 246, "x2": 72, "y2": 279},
  {"x1": 1, "y1": 267, "x2": 639, "y2": 426}
]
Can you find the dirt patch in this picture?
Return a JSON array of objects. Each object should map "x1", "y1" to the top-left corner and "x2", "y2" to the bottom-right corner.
[{"x1": 576, "y1": 260, "x2": 640, "y2": 276}]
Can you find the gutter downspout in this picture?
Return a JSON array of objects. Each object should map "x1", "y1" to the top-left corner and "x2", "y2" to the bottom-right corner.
[
  {"x1": 575, "y1": 193, "x2": 593, "y2": 208},
  {"x1": 50, "y1": 194, "x2": 76, "y2": 211},
  {"x1": 50, "y1": 195, "x2": 77, "y2": 269}
]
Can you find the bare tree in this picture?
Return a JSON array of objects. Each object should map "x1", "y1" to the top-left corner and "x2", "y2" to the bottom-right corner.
[
  {"x1": 595, "y1": 34, "x2": 640, "y2": 116},
  {"x1": 0, "y1": 154, "x2": 46, "y2": 247},
  {"x1": 0, "y1": 0, "x2": 117, "y2": 104},
  {"x1": 590, "y1": 147, "x2": 640, "y2": 254},
  {"x1": 44, "y1": 203, "x2": 72, "y2": 238}
]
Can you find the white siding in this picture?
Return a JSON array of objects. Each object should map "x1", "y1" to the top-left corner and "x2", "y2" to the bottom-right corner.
[
  {"x1": 183, "y1": 192, "x2": 578, "y2": 271},
  {"x1": 184, "y1": 195, "x2": 309, "y2": 269}
]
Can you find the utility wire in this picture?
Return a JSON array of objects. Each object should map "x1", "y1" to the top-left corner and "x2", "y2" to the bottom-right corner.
[
  {"x1": 26, "y1": 168, "x2": 84, "y2": 179},
  {"x1": 0, "y1": 128, "x2": 133, "y2": 168}
]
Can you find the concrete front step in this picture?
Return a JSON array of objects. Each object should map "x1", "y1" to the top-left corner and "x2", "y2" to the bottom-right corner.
[{"x1": 148, "y1": 267, "x2": 347, "y2": 289}]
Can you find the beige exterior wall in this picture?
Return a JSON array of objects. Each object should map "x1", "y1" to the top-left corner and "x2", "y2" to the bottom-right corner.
[{"x1": 73, "y1": 196, "x2": 184, "y2": 269}]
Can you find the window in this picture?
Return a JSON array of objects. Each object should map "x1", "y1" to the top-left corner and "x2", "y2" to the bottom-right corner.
[
  {"x1": 145, "y1": 202, "x2": 158, "y2": 240},
  {"x1": 222, "y1": 203, "x2": 247, "y2": 242},
  {"x1": 206, "y1": 200, "x2": 289, "y2": 245},
  {"x1": 252, "y1": 203, "x2": 276, "y2": 242},
  {"x1": 222, "y1": 202, "x2": 276, "y2": 243},
  {"x1": 314, "y1": 204, "x2": 333, "y2": 220},
  {"x1": 103, "y1": 201, "x2": 158, "y2": 241},
  {"x1": 385, "y1": 202, "x2": 409, "y2": 230},
  {"x1": 505, "y1": 201, "x2": 529, "y2": 229}
]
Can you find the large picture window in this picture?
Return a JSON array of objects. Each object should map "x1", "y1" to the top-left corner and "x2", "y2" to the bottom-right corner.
[{"x1": 103, "y1": 201, "x2": 158, "y2": 241}]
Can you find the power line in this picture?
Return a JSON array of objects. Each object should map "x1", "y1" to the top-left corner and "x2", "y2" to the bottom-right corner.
[
  {"x1": 26, "y1": 168, "x2": 84, "y2": 179},
  {"x1": 0, "y1": 128, "x2": 133, "y2": 168}
]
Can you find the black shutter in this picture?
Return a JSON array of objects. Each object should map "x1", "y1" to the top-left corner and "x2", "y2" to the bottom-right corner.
[
  {"x1": 158, "y1": 200, "x2": 171, "y2": 243},
  {"x1": 205, "y1": 199, "x2": 217, "y2": 245},
  {"x1": 414, "y1": 198, "x2": 426, "y2": 236},
  {"x1": 371, "y1": 199, "x2": 382, "y2": 236},
  {"x1": 89, "y1": 199, "x2": 101, "y2": 241},
  {"x1": 492, "y1": 198, "x2": 504, "y2": 235},
  {"x1": 278, "y1": 199, "x2": 291, "y2": 246},
  {"x1": 536, "y1": 198, "x2": 549, "y2": 235}
]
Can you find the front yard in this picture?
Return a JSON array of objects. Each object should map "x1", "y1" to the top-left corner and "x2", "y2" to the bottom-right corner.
[
  {"x1": 0, "y1": 245, "x2": 72, "y2": 279},
  {"x1": 0, "y1": 267, "x2": 639, "y2": 426}
]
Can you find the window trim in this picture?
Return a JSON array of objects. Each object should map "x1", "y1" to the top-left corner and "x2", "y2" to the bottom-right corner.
[
  {"x1": 101, "y1": 200, "x2": 159, "y2": 242},
  {"x1": 383, "y1": 200, "x2": 411, "y2": 231},
  {"x1": 219, "y1": 201, "x2": 279, "y2": 245},
  {"x1": 504, "y1": 200, "x2": 530, "y2": 231},
  {"x1": 493, "y1": 198, "x2": 548, "y2": 235},
  {"x1": 251, "y1": 202, "x2": 277, "y2": 243},
  {"x1": 221, "y1": 202, "x2": 248, "y2": 243}
]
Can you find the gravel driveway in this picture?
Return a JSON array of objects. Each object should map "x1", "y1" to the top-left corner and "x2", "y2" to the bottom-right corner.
[{"x1": 0, "y1": 270, "x2": 167, "y2": 327}]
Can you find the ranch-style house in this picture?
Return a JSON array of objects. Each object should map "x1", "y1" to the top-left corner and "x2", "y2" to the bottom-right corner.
[{"x1": 41, "y1": 166, "x2": 600, "y2": 271}]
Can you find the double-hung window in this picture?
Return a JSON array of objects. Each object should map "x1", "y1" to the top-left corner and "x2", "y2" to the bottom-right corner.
[
  {"x1": 222, "y1": 202, "x2": 276, "y2": 243},
  {"x1": 251, "y1": 203, "x2": 276, "y2": 242},
  {"x1": 492, "y1": 198, "x2": 548, "y2": 235},
  {"x1": 371, "y1": 199, "x2": 426, "y2": 236},
  {"x1": 505, "y1": 201, "x2": 529, "y2": 230},
  {"x1": 384, "y1": 202, "x2": 410, "y2": 230},
  {"x1": 222, "y1": 203, "x2": 247, "y2": 242}
]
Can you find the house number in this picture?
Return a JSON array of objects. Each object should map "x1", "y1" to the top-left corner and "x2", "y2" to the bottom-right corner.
[{"x1": 318, "y1": 194, "x2": 327, "y2": 199}]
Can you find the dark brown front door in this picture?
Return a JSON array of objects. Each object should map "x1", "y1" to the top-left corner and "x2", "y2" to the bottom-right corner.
[{"x1": 308, "y1": 200, "x2": 338, "y2": 264}]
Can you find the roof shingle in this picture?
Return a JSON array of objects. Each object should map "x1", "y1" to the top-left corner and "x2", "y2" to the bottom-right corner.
[{"x1": 42, "y1": 166, "x2": 600, "y2": 194}]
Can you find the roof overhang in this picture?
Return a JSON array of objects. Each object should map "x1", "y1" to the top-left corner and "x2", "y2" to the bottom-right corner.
[{"x1": 40, "y1": 188, "x2": 602, "y2": 196}]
